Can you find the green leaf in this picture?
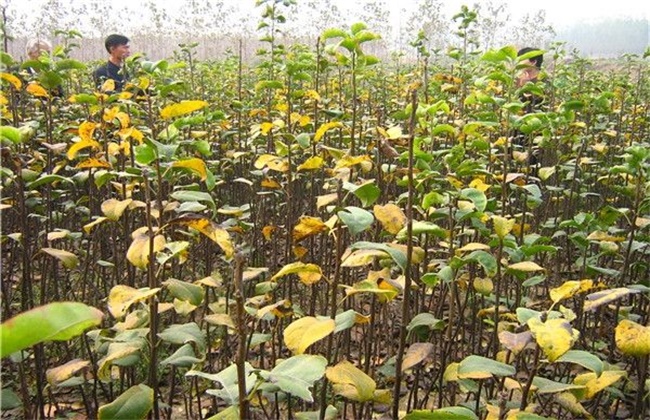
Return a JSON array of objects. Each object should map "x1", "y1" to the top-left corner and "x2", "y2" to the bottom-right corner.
[
  {"x1": 556, "y1": 350, "x2": 604, "y2": 376},
  {"x1": 158, "y1": 323, "x2": 206, "y2": 352},
  {"x1": 532, "y1": 376, "x2": 585, "y2": 394},
  {"x1": 407, "y1": 313, "x2": 445, "y2": 339},
  {"x1": 0, "y1": 126, "x2": 22, "y2": 144},
  {"x1": 338, "y1": 206, "x2": 374, "y2": 236},
  {"x1": 98, "y1": 384, "x2": 153, "y2": 420},
  {"x1": 0, "y1": 302, "x2": 103, "y2": 358},
  {"x1": 405, "y1": 406, "x2": 478, "y2": 419},
  {"x1": 160, "y1": 343, "x2": 203, "y2": 367},
  {"x1": 187, "y1": 363, "x2": 255, "y2": 404},
  {"x1": 170, "y1": 190, "x2": 216, "y2": 213},
  {"x1": 55, "y1": 59, "x2": 87, "y2": 71},
  {"x1": 464, "y1": 250, "x2": 497, "y2": 277},
  {"x1": 349, "y1": 182, "x2": 380, "y2": 207},
  {"x1": 163, "y1": 278, "x2": 204, "y2": 306},
  {"x1": 1, "y1": 388, "x2": 22, "y2": 410},
  {"x1": 459, "y1": 188, "x2": 487, "y2": 212},
  {"x1": 26, "y1": 174, "x2": 74, "y2": 189},
  {"x1": 457, "y1": 355, "x2": 515, "y2": 379},
  {"x1": 261, "y1": 354, "x2": 327, "y2": 402}
]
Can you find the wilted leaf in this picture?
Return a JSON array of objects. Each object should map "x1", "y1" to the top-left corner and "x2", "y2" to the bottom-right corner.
[
  {"x1": 293, "y1": 216, "x2": 329, "y2": 242},
  {"x1": 498, "y1": 331, "x2": 532, "y2": 354},
  {"x1": 555, "y1": 392, "x2": 592, "y2": 419},
  {"x1": 167, "y1": 216, "x2": 234, "y2": 258},
  {"x1": 373, "y1": 203, "x2": 406, "y2": 234},
  {"x1": 402, "y1": 342, "x2": 434, "y2": 371},
  {"x1": 46, "y1": 359, "x2": 90, "y2": 386},
  {"x1": 583, "y1": 287, "x2": 639, "y2": 312},
  {"x1": 283, "y1": 317, "x2": 335, "y2": 354},
  {"x1": 615, "y1": 319, "x2": 650, "y2": 357}
]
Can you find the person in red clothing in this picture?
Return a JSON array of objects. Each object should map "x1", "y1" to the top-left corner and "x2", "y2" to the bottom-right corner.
[{"x1": 93, "y1": 34, "x2": 131, "y2": 92}]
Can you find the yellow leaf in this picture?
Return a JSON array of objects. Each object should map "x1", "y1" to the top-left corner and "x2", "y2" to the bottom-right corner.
[
  {"x1": 470, "y1": 177, "x2": 490, "y2": 192},
  {"x1": 47, "y1": 230, "x2": 70, "y2": 241},
  {"x1": 574, "y1": 370, "x2": 626, "y2": 399},
  {"x1": 26, "y1": 82, "x2": 49, "y2": 97},
  {"x1": 550, "y1": 280, "x2": 593, "y2": 304},
  {"x1": 46, "y1": 359, "x2": 90, "y2": 386},
  {"x1": 341, "y1": 249, "x2": 389, "y2": 267},
  {"x1": 40, "y1": 248, "x2": 78, "y2": 269},
  {"x1": 160, "y1": 100, "x2": 208, "y2": 119},
  {"x1": 555, "y1": 392, "x2": 592, "y2": 419},
  {"x1": 101, "y1": 198, "x2": 133, "y2": 221},
  {"x1": 1, "y1": 72, "x2": 22, "y2": 90},
  {"x1": 67, "y1": 138, "x2": 101, "y2": 160},
  {"x1": 107, "y1": 284, "x2": 161, "y2": 319},
  {"x1": 325, "y1": 360, "x2": 376, "y2": 402},
  {"x1": 527, "y1": 318, "x2": 579, "y2": 362},
  {"x1": 168, "y1": 216, "x2": 234, "y2": 259},
  {"x1": 100, "y1": 79, "x2": 115, "y2": 92},
  {"x1": 76, "y1": 158, "x2": 111, "y2": 169},
  {"x1": 457, "y1": 242, "x2": 491, "y2": 253},
  {"x1": 204, "y1": 313, "x2": 236, "y2": 329},
  {"x1": 171, "y1": 158, "x2": 208, "y2": 181},
  {"x1": 297, "y1": 156, "x2": 324, "y2": 171},
  {"x1": 115, "y1": 112, "x2": 130, "y2": 128},
  {"x1": 261, "y1": 177, "x2": 282, "y2": 189},
  {"x1": 283, "y1": 316, "x2": 335, "y2": 354},
  {"x1": 260, "y1": 122, "x2": 274, "y2": 135},
  {"x1": 334, "y1": 155, "x2": 372, "y2": 170},
  {"x1": 257, "y1": 299, "x2": 294, "y2": 319},
  {"x1": 83, "y1": 217, "x2": 108, "y2": 233},
  {"x1": 293, "y1": 216, "x2": 329, "y2": 242},
  {"x1": 492, "y1": 215, "x2": 515, "y2": 239},
  {"x1": 314, "y1": 121, "x2": 343, "y2": 142},
  {"x1": 508, "y1": 261, "x2": 545, "y2": 272},
  {"x1": 373, "y1": 203, "x2": 406, "y2": 235},
  {"x1": 615, "y1": 319, "x2": 650, "y2": 357},
  {"x1": 97, "y1": 345, "x2": 141, "y2": 381},
  {"x1": 126, "y1": 227, "x2": 166, "y2": 269},
  {"x1": 474, "y1": 277, "x2": 494, "y2": 296},
  {"x1": 271, "y1": 261, "x2": 323, "y2": 285}
]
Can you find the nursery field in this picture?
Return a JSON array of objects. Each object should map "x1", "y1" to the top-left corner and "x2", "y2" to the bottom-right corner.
[{"x1": 1, "y1": 4, "x2": 649, "y2": 420}]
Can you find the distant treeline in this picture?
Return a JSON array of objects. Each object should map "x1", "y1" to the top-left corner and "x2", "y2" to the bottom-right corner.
[{"x1": 556, "y1": 18, "x2": 648, "y2": 57}]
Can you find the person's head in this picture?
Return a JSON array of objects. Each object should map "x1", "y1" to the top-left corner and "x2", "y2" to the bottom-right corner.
[
  {"x1": 517, "y1": 47, "x2": 543, "y2": 69},
  {"x1": 26, "y1": 38, "x2": 52, "y2": 60},
  {"x1": 104, "y1": 34, "x2": 130, "y2": 63}
]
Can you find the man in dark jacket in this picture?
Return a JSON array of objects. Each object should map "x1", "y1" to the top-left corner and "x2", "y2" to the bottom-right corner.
[{"x1": 93, "y1": 34, "x2": 130, "y2": 92}]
